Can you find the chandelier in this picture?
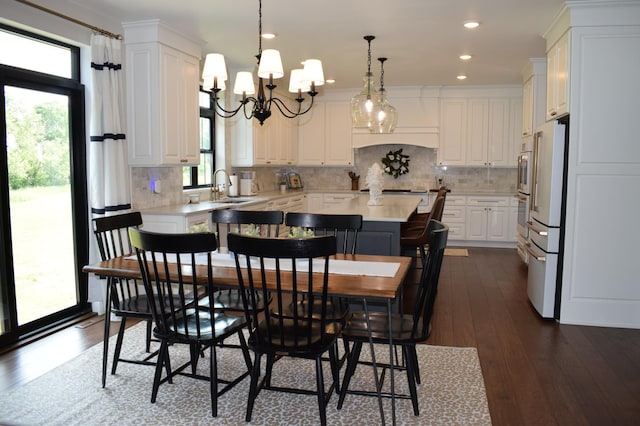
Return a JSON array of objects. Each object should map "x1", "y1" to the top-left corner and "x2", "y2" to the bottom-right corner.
[
  {"x1": 201, "y1": 0, "x2": 325, "y2": 125},
  {"x1": 370, "y1": 57, "x2": 397, "y2": 133}
]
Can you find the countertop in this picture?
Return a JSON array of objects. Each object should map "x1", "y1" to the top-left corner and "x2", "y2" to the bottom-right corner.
[
  {"x1": 138, "y1": 189, "x2": 516, "y2": 217},
  {"x1": 314, "y1": 195, "x2": 422, "y2": 223}
]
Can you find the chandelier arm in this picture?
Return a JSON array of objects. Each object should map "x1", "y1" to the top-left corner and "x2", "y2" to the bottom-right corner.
[{"x1": 269, "y1": 97, "x2": 303, "y2": 118}]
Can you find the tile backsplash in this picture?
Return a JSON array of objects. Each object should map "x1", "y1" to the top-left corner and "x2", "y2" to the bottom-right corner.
[{"x1": 130, "y1": 146, "x2": 517, "y2": 209}]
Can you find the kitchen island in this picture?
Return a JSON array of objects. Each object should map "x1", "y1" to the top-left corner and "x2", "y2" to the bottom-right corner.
[{"x1": 314, "y1": 195, "x2": 422, "y2": 256}]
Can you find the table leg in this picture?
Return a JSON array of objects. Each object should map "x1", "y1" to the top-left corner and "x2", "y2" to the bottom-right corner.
[
  {"x1": 102, "y1": 277, "x2": 112, "y2": 388},
  {"x1": 363, "y1": 297, "x2": 385, "y2": 425},
  {"x1": 388, "y1": 298, "x2": 396, "y2": 425}
]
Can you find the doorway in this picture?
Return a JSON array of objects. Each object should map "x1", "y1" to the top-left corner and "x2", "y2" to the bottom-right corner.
[{"x1": 0, "y1": 25, "x2": 90, "y2": 346}]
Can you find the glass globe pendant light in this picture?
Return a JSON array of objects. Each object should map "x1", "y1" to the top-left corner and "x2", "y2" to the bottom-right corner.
[
  {"x1": 351, "y1": 35, "x2": 381, "y2": 128},
  {"x1": 370, "y1": 57, "x2": 398, "y2": 133}
]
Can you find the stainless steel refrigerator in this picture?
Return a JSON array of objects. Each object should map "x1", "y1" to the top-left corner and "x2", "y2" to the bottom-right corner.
[{"x1": 525, "y1": 116, "x2": 568, "y2": 319}]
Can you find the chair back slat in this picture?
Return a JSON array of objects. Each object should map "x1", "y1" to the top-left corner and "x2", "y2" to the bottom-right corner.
[
  {"x1": 228, "y1": 234, "x2": 337, "y2": 352},
  {"x1": 285, "y1": 212, "x2": 363, "y2": 255}
]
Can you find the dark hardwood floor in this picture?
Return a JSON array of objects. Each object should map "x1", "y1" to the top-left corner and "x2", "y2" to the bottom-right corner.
[{"x1": 1, "y1": 247, "x2": 639, "y2": 425}]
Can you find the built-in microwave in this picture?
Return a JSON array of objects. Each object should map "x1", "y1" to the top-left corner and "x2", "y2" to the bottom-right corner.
[{"x1": 517, "y1": 136, "x2": 533, "y2": 195}]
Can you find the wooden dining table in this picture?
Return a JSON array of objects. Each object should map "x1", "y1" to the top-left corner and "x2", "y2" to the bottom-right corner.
[{"x1": 83, "y1": 252, "x2": 412, "y2": 425}]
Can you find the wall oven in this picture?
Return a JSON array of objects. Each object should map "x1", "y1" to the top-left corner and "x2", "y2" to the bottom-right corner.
[
  {"x1": 517, "y1": 136, "x2": 533, "y2": 194},
  {"x1": 516, "y1": 135, "x2": 533, "y2": 264}
]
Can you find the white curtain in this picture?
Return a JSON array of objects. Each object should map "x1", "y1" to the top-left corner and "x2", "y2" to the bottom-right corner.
[{"x1": 89, "y1": 34, "x2": 130, "y2": 215}]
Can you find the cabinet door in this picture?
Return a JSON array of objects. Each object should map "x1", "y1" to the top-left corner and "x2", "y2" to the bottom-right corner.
[
  {"x1": 486, "y1": 206, "x2": 509, "y2": 241},
  {"x1": 466, "y1": 98, "x2": 489, "y2": 166},
  {"x1": 160, "y1": 46, "x2": 199, "y2": 165},
  {"x1": 297, "y1": 105, "x2": 325, "y2": 165},
  {"x1": 546, "y1": 32, "x2": 569, "y2": 120},
  {"x1": 466, "y1": 206, "x2": 488, "y2": 240},
  {"x1": 487, "y1": 98, "x2": 511, "y2": 166},
  {"x1": 278, "y1": 115, "x2": 297, "y2": 165},
  {"x1": 438, "y1": 98, "x2": 467, "y2": 166},
  {"x1": 324, "y1": 102, "x2": 353, "y2": 165}
]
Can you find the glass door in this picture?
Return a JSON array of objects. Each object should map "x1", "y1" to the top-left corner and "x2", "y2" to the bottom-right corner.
[
  {"x1": 4, "y1": 86, "x2": 77, "y2": 327},
  {"x1": 0, "y1": 24, "x2": 90, "y2": 345}
]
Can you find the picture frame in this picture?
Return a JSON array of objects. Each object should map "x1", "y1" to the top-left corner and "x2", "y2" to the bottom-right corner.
[{"x1": 286, "y1": 172, "x2": 303, "y2": 189}]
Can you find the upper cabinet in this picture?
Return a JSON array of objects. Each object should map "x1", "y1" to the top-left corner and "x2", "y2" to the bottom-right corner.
[
  {"x1": 438, "y1": 87, "x2": 521, "y2": 167},
  {"x1": 231, "y1": 107, "x2": 297, "y2": 167},
  {"x1": 123, "y1": 20, "x2": 202, "y2": 166},
  {"x1": 521, "y1": 58, "x2": 547, "y2": 136},
  {"x1": 298, "y1": 101, "x2": 353, "y2": 166},
  {"x1": 546, "y1": 31, "x2": 569, "y2": 120}
]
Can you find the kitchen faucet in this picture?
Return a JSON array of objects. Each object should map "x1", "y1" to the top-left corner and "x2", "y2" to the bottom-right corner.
[{"x1": 211, "y1": 168, "x2": 232, "y2": 201}]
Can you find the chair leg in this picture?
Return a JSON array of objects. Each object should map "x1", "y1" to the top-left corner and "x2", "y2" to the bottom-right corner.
[
  {"x1": 410, "y1": 346, "x2": 421, "y2": 384},
  {"x1": 210, "y1": 344, "x2": 218, "y2": 417},
  {"x1": 111, "y1": 318, "x2": 127, "y2": 375},
  {"x1": 246, "y1": 353, "x2": 262, "y2": 422},
  {"x1": 145, "y1": 320, "x2": 152, "y2": 353},
  {"x1": 403, "y1": 345, "x2": 420, "y2": 415},
  {"x1": 315, "y1": 356, "x2": 327, "y2": 426},
  {"x1": 151, "y1": 341, "x2": 168, "y2": 403},
  {"x1": 237, "y1": 330, "x2": 253, "y2": 372},
  {"x1": 329, "y1": 342, "x2": 341, "y2": 394},
  {"x1": 265, "y1": 353, "x2": 276, "y2": 387},
  {"x1": 337, "y1": 341, "x2": 363, "y2": 409},
  {"x1": 101, "y1": 283, "x2": 112, "y2": 388},
  {"x1": 189, "y1": 344, "x2": 199, "y2": 375}
]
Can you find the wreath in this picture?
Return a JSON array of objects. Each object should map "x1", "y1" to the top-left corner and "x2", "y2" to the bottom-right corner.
[{"x1": 381, "y1": 149, "x2": 410, "y2": 179}]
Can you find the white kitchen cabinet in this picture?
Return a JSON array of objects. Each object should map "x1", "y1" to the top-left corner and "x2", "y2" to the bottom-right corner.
[
  {"x1": 546, "y1": 31, "x2": 569, "y2": 120},
  {"x1": 465, "y1": 196, "x2": 510, "y2": 241},
  {"x1": 521, "y1": 58, "x2": 547, "y2": 136},
  {"x1": 231, "y1": 110, "x2": 297, "y2": 167},
  {"x1": 466, "y1": 99, "x2": 489, "y2": 166},
  {"x1": 142, "y1": 211, "x2": 211, "y2": 234},
  {"x1": 438, "y1": 93, "x2": 521, "y2": 167},
  {"x1": 508, "y1": 196, "x2": 519, "y2": 242},
  {"x1": 440, "y1": 195, "x2": 466, "y2": 240},
  {"x1": 298, "y1": 101, "x2": 353, "y2": 166},
  {"x1": 438, "y1": 98, "x2": 467, "y2": 166},
  {"x1": 123, "y1": 21, "x2": 201, "y2": 166},
  {"x1": 306, "y1": 193, "x2": 324, "y2": 211}
]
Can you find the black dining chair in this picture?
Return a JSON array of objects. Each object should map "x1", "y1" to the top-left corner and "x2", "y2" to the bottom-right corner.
[
  {"x1": 228, "y1": 233, "x2": 341, "y2": 426},
  {"x1": 92, "y1": 212, "x2": 157, "y2": 388},
  {"x1": 337, "y1": 220, "x2": 448, "y2": 416},
  {"x1": 280, "y1": 212, "x2": 362, "y2": 318},
  {"x1": 209, "y1": 209, "x2": 284, "y2": 313},
  {"x1": 128, "y1": 227, "x2": 251, "y2": 418}
]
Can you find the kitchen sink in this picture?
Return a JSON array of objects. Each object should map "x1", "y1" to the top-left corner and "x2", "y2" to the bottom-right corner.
[{"x1": 214, "y1": 197, "x2": 256, "y2": 204}]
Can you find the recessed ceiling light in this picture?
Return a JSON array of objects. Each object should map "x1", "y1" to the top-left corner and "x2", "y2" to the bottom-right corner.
[
  {"x1": 261, "y1": 33, "x2": 276, "y2": 39},
  {"x1": 326, "y1": 79, "x2": 335, "y2": 84},
  {"x1": 457, "y1": 75, "x2": 467, "y2": 80},
  {"x1": 463, "y1": 21, "x2": 480, "y2": 29},
  {"x1": 459, "y1": 54, "x2": 472, "y2": 61}
]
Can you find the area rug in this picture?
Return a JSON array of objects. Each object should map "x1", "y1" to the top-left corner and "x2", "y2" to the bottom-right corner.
[
  {"x1": 444, "y1": 248, "x2": 469, "y2": 257},
  {"x1": 0, "y1": 322, "x2": 491, "y2": 426}
]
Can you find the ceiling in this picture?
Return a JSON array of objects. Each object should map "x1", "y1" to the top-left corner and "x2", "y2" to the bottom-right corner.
[{"x1": 68, "y1": 0, "x2": 566, "y2": 90}]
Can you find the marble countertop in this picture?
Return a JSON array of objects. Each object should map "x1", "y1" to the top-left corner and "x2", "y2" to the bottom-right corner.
[
  {"x1": 314, "y1": 195, "x2": 422, "y2": 223},
  {"x1": 138, "y1": 188, "x2": 515, "y2": 217}
]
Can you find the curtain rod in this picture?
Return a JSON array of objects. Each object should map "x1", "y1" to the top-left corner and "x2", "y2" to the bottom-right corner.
[{"x1": 15, "y1": 0, "x2": 122, "y2": 40}]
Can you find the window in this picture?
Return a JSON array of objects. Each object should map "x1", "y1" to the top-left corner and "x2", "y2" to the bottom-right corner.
[{"x1": 183, "y1": 90, "x2": 215, "y2": 188}]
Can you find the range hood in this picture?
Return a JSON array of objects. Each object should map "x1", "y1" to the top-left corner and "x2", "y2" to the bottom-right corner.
[{"x1": 352, "y1": 127, "x2": 439, "y2": 149}]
